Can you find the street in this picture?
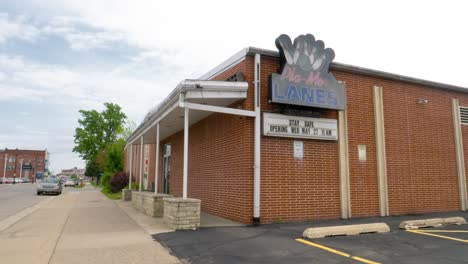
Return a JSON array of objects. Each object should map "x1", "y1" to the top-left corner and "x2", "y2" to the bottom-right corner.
[
  {"x1": 0, "y1": 183, "x2": 48, "y2": 222},
  {"x1": 0, "y1": 184, "x2": 179, "y2": 264}
]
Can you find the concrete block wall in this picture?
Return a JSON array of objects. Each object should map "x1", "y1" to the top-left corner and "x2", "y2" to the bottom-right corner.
[
  {"x1": 164, "y1": 198, "x2": 201, "y2": 230},
  {"x1": 131, "y1": 192, "x2": 171, "y2": 217}
]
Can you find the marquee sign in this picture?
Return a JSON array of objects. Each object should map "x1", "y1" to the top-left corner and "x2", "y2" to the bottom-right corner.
[
  {"x1": 270, "y1": 34, "x2": 346, "y2": 110},
  {"x1": 263, "y1": 113, "x2": 338, "y2": 140}
]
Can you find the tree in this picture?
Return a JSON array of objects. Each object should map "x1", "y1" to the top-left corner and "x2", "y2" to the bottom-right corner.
[
  {"x1": 96, "y1": 138, "x2": 126, "y2": 175},
  {"x1": 104, "y1": 139, "x2": 126, "y2": 173},
  {"x1": 119, "y1": 119, "x2": 137, "y2": 140},
  {"x1": 84, "y1": 159, "x2": 101, "y2": 178},
  {"x1": 73, "y1": 103, "x2": 127, "y2": 162}
]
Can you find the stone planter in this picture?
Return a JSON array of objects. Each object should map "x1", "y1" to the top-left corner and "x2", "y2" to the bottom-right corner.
[
  {"x1": 122, "y1": 189, "x2": 132, "y2": 201},
  {"x1": 164, "y1": 197, "x2": 201, "y2": 230},
  {"x1": 131, "y1": 191, "x2": 172, "y2": 217}
]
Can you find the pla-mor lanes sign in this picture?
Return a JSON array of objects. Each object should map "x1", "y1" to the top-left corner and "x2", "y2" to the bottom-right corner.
[
  {"x1": 270, "y1": 34, "x2": 346, "y2": 110},
  {"x1": 263, "y1": 113, "x2": 338, "y2": 140}
]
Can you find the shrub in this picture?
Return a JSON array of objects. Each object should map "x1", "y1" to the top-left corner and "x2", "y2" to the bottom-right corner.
[
  {"x1": 130, "y1": 182, "x2": 139, "y2": 190},
  {"x1": 109, "y1": 171, "x2": 129, "y2": 193},
  {"x1": 100, "y1": 171, "x2": 113, "y2": 187}
]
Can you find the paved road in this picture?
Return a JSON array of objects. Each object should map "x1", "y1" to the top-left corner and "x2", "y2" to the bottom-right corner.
[
  {"x1": 0, "y1": 183, "x2": 48, "y2": 221},
  {"x1": 0, "y1": 186, "x2": 180, "y2": 264}
]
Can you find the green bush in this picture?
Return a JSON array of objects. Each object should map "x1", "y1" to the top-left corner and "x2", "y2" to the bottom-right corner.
[
  {"x1": 100, "y1": 171, "x2": 113, "y2": 187},
  {"x1": 101, "y1": 185, "x2": 121, "y2": 200},
  {"x1": 130, "y1": 182, "x2": 140, "y2": 190}
]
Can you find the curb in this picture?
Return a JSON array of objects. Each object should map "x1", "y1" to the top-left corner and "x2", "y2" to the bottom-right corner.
[
  {"x1": 0, "y1": 196, "x2": 55, "y2": 232},
  {"x1": 303, "y1": 223, "x2": 390, "y2": 239},
  {"x1": 399, "y1": 217, "x2": 467, "y2": 230}
]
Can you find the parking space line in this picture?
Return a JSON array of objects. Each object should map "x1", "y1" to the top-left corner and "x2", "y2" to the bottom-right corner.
[
  {"x1": 419, "y1": 230, "x2": 468, "y2": 233},
  {"x1": 407, "y1": 230, "x2": 468, "y2": 243},
  {"x1": 296, "y1": 238, "x2": 380, "y2": 264}
]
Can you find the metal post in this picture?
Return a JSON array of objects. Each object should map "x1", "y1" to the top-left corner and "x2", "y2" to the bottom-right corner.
[
  {"x1": 183, "y1": 107, "x2": 189, "y2": 199},
  {"x1": 129, "y1": 145, "x2": 133, "y2": 190},
  {"x1": 139, "y1": 136, "x2": 143, "y2": 192},
  {"x1": 19, "y1": 159, "x2": 23, "y2": 180},
  {"x1": 253, "y1": 53, "x2": 261, "y2": 225},
  {"x1": 3, "y1": 154, "x2": 7, "y2": 181},
  {"x1": 155, "y1": 123, "x2": 160, "y2": 194}
]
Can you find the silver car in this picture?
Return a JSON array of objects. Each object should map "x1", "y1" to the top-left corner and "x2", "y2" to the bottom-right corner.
[{"x1": 37, "y1": 178, "x2": 62, "y2": 195}]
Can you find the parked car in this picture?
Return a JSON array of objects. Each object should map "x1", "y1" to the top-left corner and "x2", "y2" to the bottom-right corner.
[
  {"x1": 3, "y1": 178, "x2": 13, "y2": 184},
  {"x1": 17, "y1": 178, "x2": 30, "y2": 183},
  {"x1": 64, "y1": 179, "x2": 77, "y2": 187},
  {"x1": 37, "y1": 178, "x2": 62, "y2": 195}
]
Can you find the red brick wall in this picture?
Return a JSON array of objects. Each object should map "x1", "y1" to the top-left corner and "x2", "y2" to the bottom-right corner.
[
  {"x1": 125, "y1": 52, "x2": 468, "y2": 224},
  {"x1": 258, "y1": 56, "x2": 341, "y2": 222},
  {"x1": 382, "y1": 81, "x2": 462, "y2": 215},
  {"x1": 335, "y1": 71, "x2": 380, "y2": 217},
  {"x1": 0, "y1": 149, "x2": 46, "y2": 179},
  {"x1": 154, "y1": 60, "x2": 255, "y2": 224}
]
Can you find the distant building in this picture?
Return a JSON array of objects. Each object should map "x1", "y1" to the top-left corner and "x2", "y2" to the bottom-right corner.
[
  {"x1": 0, "y1": 148, "x2": 49, "y2": 180},
  {"x1": 57, "y1": 167, "x2": 85, "y2": 178}
]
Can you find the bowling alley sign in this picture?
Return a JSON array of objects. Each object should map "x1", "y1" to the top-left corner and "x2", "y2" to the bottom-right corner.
[{"x1": 269, "y1": 34, "x2": 346, "y2": 110}]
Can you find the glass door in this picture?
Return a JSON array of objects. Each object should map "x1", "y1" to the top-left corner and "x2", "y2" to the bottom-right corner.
[{"x1": 162, "y1": 144, "x2": 171, "y2": 194}]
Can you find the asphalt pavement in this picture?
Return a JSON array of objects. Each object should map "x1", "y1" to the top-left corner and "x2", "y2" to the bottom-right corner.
[
  {"x1": 0, "y1": 183, "x2": 48, "y2": 221},
  {"x1": 154, "y1": 211, "x2": 468, "y2": 264}
]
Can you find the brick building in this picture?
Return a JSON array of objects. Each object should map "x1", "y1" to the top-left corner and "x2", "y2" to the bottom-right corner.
[
  {"x1": 0, "y1": 148, "x2": 49, "y2": 181},
  {"x1": 124, "y1": 34, "x2": 468, "y2": 224}
]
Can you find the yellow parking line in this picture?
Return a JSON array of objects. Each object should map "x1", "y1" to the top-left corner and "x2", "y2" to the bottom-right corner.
[
  {"x1": 296, "y1": 238, "x2": 380, "y2": 264},
  {"x1": 407, "y1": 230, "x2": 468, "y2": 243},
  {"x1": 419, "y1": 230, "x2": 468, "y2": 233}
]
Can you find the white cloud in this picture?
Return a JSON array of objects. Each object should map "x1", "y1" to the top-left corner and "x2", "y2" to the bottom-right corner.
[
  {"x1": 2, "y1": 0, "x2": 468, "y2": 172},
  {"x1": 0, "y1": 13, "x2": 40, "y2": 43},
  {"x1": 0, "y1": 53, "x2": 177, "y2": 123}
]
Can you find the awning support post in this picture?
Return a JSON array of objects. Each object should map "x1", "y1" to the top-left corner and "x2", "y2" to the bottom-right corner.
[
  {"x1": 155, "y1": 123, "x2": 160, "y2": 194},
  {"x1": 253, "y1": 53, "x2": 261, "y2": 225},
  {"x1": 139, "y1": 136, "x2": 143, "y2": 192},
  {"x1": 129, "y1": 145, "x2": 133, "y2": 189},
  {"x1": 183, "y1": 106, "x2": 189, "y2": 199}
]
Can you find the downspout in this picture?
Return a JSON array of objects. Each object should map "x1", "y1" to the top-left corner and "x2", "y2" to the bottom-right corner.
[{"x1": 253, "y1": 53, "x2": 261, "y2": 225}]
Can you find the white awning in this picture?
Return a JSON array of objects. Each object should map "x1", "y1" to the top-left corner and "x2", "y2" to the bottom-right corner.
[{"x1": 126, "y1": 80, "x2": 249, "y2": 145}]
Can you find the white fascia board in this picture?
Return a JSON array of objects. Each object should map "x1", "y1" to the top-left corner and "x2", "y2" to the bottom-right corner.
[
  {"x1": 182, "y1": 102, "x2": 256, "y2": 117},
  {"x1": 127, "y1": 101, "x2": 178, "y2": 145},
  {"x1": 127, "y1": 80, "x2": 248, "y2": 144}
]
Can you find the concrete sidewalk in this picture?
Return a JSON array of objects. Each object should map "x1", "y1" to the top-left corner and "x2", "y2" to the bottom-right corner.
[{"x1": 0, "y1": 187, "x2": 181, "y2": 264}]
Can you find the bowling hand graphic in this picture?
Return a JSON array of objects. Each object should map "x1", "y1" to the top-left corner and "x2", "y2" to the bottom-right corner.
[{"x1": 275, "y1": 34, "x2": 335, "y2": 72}]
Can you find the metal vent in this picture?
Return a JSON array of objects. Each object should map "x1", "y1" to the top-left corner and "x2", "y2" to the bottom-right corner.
[{"x1": 460, "y1": 107, "x2": 468, "y2": 125}]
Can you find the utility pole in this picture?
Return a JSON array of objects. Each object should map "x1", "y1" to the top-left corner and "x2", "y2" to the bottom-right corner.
[
  {"x1": 3, "y1": 153, "x2": 7, "y2": 182},
  {"x1": 13, "y1": 151, "x2": 17, "y2": 184},
  {"x1": 19, "y1": 158, "x2": 23, "y2": 181}
]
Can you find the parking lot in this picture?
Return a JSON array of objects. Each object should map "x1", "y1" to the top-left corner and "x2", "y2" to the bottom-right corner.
[{"x1": 154, "y1": 211, "x2": 468, "y2": 264}]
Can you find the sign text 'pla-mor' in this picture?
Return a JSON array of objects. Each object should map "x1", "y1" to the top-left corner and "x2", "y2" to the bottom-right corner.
[{"x1": 269, "y1": 34, "x2": 346, "y2": 110}]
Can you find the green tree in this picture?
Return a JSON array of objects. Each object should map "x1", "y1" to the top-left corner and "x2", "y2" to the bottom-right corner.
[
  {"x1": 84, "y1": 159, "x2": 101, "y2": 178},
  {"x1": 73, "y1": 103, "x2": 127, "y2": 161},
  {"x1": 104, "y1": 139, "x2": 126, "y2": 173},
  {"x1": 119, "y1": 119, "x2": 137, "y2": 140}
]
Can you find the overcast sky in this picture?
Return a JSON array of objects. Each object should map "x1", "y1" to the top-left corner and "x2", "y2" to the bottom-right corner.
[{"x1": 0, "y1": 0, "x2": 467, "y2": 172}]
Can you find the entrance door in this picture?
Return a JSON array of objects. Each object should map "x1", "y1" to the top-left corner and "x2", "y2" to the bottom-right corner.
[
  {"x1": 162, "y1": 144, "x2": 171, "y2": 194},
  {"x1": 24, "y1": 170, "x2": 29, "y2": 180}
]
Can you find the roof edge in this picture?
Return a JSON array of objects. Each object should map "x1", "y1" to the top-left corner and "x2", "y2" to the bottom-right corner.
[{"x1": 202, "y1": 46, "x2": 467, "y2": 93}]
